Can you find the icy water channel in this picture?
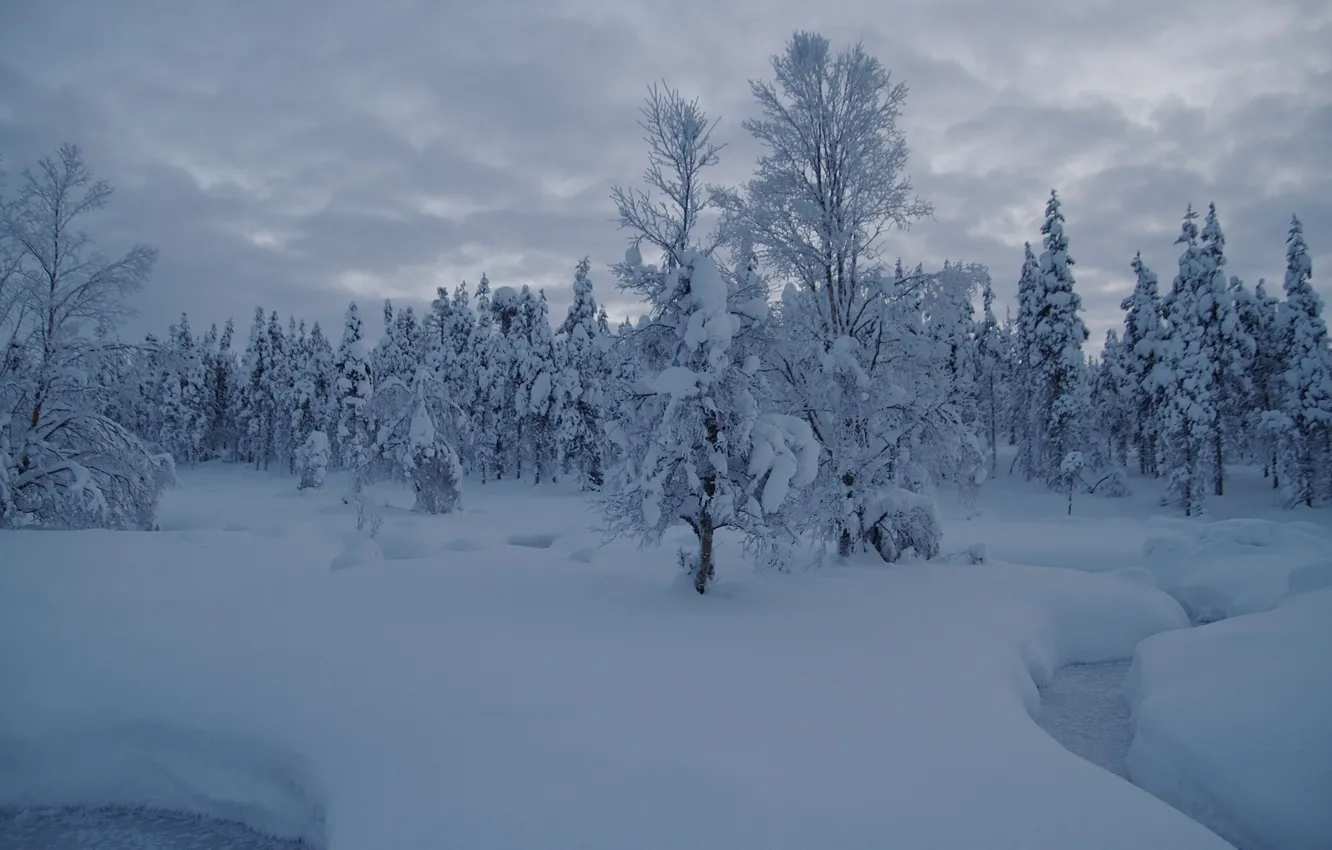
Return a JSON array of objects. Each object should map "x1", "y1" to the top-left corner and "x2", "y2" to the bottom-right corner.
[
  {"x1": 1035, "y1": 659, "x2": 1134, "y2": 779},
  {"x1": 0, "y1": 806, "x2": 311, "y2": 850}
]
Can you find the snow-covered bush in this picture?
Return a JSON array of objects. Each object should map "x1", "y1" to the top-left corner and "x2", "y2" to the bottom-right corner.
[
  {"x1": 861, "y1": 486, "x2": 942, "y2": 562},
  {"x1": 296, "y1": 430, "x2": 330, "y2": 490},
  {"x1": 1087, "y1": 465, "x2": 1131, "y2": 498},
  {"x1": 2, "y1": 410, "x2": 174, "y2": 531}
]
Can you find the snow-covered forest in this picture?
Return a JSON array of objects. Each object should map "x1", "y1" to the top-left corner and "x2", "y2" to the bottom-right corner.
[
  {"x1": 4, "y1": 35, "x2": 1329, "y2": 590},
  {"x1": 2, "y1": 29, "x2": 1330, "y2": 850}
]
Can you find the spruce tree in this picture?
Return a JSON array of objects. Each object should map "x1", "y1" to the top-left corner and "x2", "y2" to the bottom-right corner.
[
  {"x1": 1012, "y1": 242, "x2": 1042, "y2": 479},
  {"x1": 1033, "y1": 190, "x2": 1089, "y2": 489},
  {"x1": 1198, "y1": 204, "x2": 1253, "y2": 495},
  {"x1": 335, "y1": 302, "x2": 374, "y2": 487},
  {"x1": 1157, "y1": 205, "x2": 1216, "y2": 516},
  {"x1": 1121, "y1": 253, "x2": 1166, "y2": 475},
  {"x1": 975, "y1": 272, "x2": 1005, "y2": 476},
  {"x1": 1276, "y1": 216, "x2": 1332, "y2": 506}
]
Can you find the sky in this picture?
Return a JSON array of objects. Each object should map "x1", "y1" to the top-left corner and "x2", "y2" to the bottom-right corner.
[{"x1": 1, "y1": 0, "x2": 1329, "y2": 347}]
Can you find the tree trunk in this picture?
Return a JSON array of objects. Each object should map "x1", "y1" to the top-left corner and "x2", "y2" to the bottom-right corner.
[
  {"x1": 1214, "y1": 432, "x2": 1224, "y2": 496},
  {"x1": 837, "y1": 471, "x2": 857, "y2": 557},
  {"x1": 694, "y1": 509, "x2": 715, "y2": 595}
]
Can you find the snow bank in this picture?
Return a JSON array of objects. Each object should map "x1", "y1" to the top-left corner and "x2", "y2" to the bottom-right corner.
[
  {"x1": 1141, "y1": 518, "x2": 1331, "y2": 621},
  {"x1": 0, "y1": 465, "x2": 1232, "y2": 850},
  {"x1": 1125, "y1": 587, "x2": 1332, "y2": 850},
  {"x1": 954, "y1": 562, "x2": 1189, "y2": 718}
]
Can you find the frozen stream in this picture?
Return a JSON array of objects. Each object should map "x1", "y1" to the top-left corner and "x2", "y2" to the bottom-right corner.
[
  {"x1": 1036, "y1": 660, "x2": 1134, "y2": 779},
  {"x1": 0, "y1": 806, "x2": 311, "y2": 850}
]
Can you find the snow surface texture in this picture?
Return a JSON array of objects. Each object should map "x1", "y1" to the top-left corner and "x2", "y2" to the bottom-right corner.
[
  {"x1": 0, "y1": 464, "x2": 1232, "y2": 850},
  {"x1": 1126, "y1": 587, "x2": 1332, "y2": 850},
  {"x1": 0, "y1": 806, "x2": 308, "y2": 849}
]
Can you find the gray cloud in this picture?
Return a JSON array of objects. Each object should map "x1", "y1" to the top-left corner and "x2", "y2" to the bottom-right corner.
[{"x1": 1, "y1": 0, "x2": 1327, "y2": 349}]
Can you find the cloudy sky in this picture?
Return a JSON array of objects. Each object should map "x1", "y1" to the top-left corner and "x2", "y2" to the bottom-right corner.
[{"x1": 2, "y1": 0, "x2": 1328, "y2": 346}]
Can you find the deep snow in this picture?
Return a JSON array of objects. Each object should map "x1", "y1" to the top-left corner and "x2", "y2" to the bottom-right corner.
[
  {"x1": 1126, "y1": 586, "x2": 1332, "y2": 850},
  {"x1": 0, "y1": 457, "x2": 1325, "y2": 849}
]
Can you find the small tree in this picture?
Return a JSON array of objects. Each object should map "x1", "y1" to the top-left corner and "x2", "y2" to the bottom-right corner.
[
  {"x1": 296, "y1": 430, "x2": 330, "y2": 490},
  {"x1": 1059, "y1": 450, "x2": 1085, "y2": 516},
  {"x1": 603, "y1": 251, "x2": 817, "y2": 593}
]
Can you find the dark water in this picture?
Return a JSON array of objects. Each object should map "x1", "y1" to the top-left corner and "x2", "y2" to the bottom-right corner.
[
  {"x1": 0, "y1": 807, "x2": 311, "y2": 850},
  {"x1": 1036, "y1": 660, "x2": 1134, "y2": 779}
]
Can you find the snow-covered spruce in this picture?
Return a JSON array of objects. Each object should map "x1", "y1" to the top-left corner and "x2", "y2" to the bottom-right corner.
[
  {"x1": 1272, "y1": 216, "x2": 1332, "y2": 507},
  {"x1": 1120, "y1": 252, "x2": 1166, "y2": 477},
  {"x1": 335, "y1": 303, "x2": 374, "y2": 493},
  {"x1": 1156, "y1": 205, "x2": 1219, "y2": 516},
  {"x1": 1032, "y1": 191, "x2": 1091, "y2": 490}
]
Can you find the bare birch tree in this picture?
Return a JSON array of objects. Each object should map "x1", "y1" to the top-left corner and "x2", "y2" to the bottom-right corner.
[{"x1": 1, "y1": 143, "x2": 168, "y2": 529}]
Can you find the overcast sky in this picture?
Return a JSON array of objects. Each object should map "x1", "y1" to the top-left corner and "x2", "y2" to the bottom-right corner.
[{"x1": 2, "y1": 0, "x2": 1328, "y2": 346}]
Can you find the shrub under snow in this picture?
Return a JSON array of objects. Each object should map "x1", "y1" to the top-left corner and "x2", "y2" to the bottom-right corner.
[{"x1": 296, "y1": 430, "x2": 330, "y2": 490}]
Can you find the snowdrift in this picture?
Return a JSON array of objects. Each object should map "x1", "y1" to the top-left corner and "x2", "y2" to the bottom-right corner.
[{"x1": 1125, "y1": 586, "x2": 1332, "y2": 850}]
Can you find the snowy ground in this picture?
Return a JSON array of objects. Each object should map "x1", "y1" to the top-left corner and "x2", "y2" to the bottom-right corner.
[
  {"x1": 1, "y1": 457, "x2": 1327, "y2": 849},
  {"x1": 0, "y1": 805, "x2": 306, "y2": 849}
]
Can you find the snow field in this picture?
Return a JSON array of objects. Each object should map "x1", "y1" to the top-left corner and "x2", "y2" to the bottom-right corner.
[{"x1": 0, "y1": 464, "x2": 1233, "y2": 850}]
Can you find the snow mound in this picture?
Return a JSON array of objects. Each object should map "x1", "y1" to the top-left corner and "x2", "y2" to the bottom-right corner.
[
  {"x1": 507, "y1": 532, "x2": 559, "y2": 549},
  {"x1": 0, "y1": 723, "x2": 325, "y2": 846},
  {"x1": 1125, "y1": 587, "x2": 1332, "y2": 850},
  {"x1": 1287, "y1": 558, "x2": 1332, "y2": 598},
  {"x1": 376, "y1": 522, "x2": 435, "y2": 561},
  {"x1": 330, "y1": 529, "x2": 382, "y2": 570},
  {"x1": 1141, "y1": 518, "x2": 1330, "y2": 621}
]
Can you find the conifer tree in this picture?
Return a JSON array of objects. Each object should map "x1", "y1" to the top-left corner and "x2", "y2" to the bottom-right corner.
[
  {"x1": 1274, "y1": 216, "x2": 1332, "y2": 506},
  {"x1": 1012, "y1": 242, "x2": 1042, "y2": 479},
  {"x1": 1121, "y1": 253, "x2": 1165, "y2": 475},
  {"x1": 1198, "y1": 204, "x2": 1253, "y2": 495},
  {"x1": 975, "y1": 272, "x2": 1006, "y2": 476},
  {"x1": 335, "y1": 302, "x2": 373, "y2": 487},
  {"x1": 1032, "y1": 191, "x2": 1089, "y2": 488},
  {"x1": 1157, "y1": 205, "x2": 1216, "y2": 515}
]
